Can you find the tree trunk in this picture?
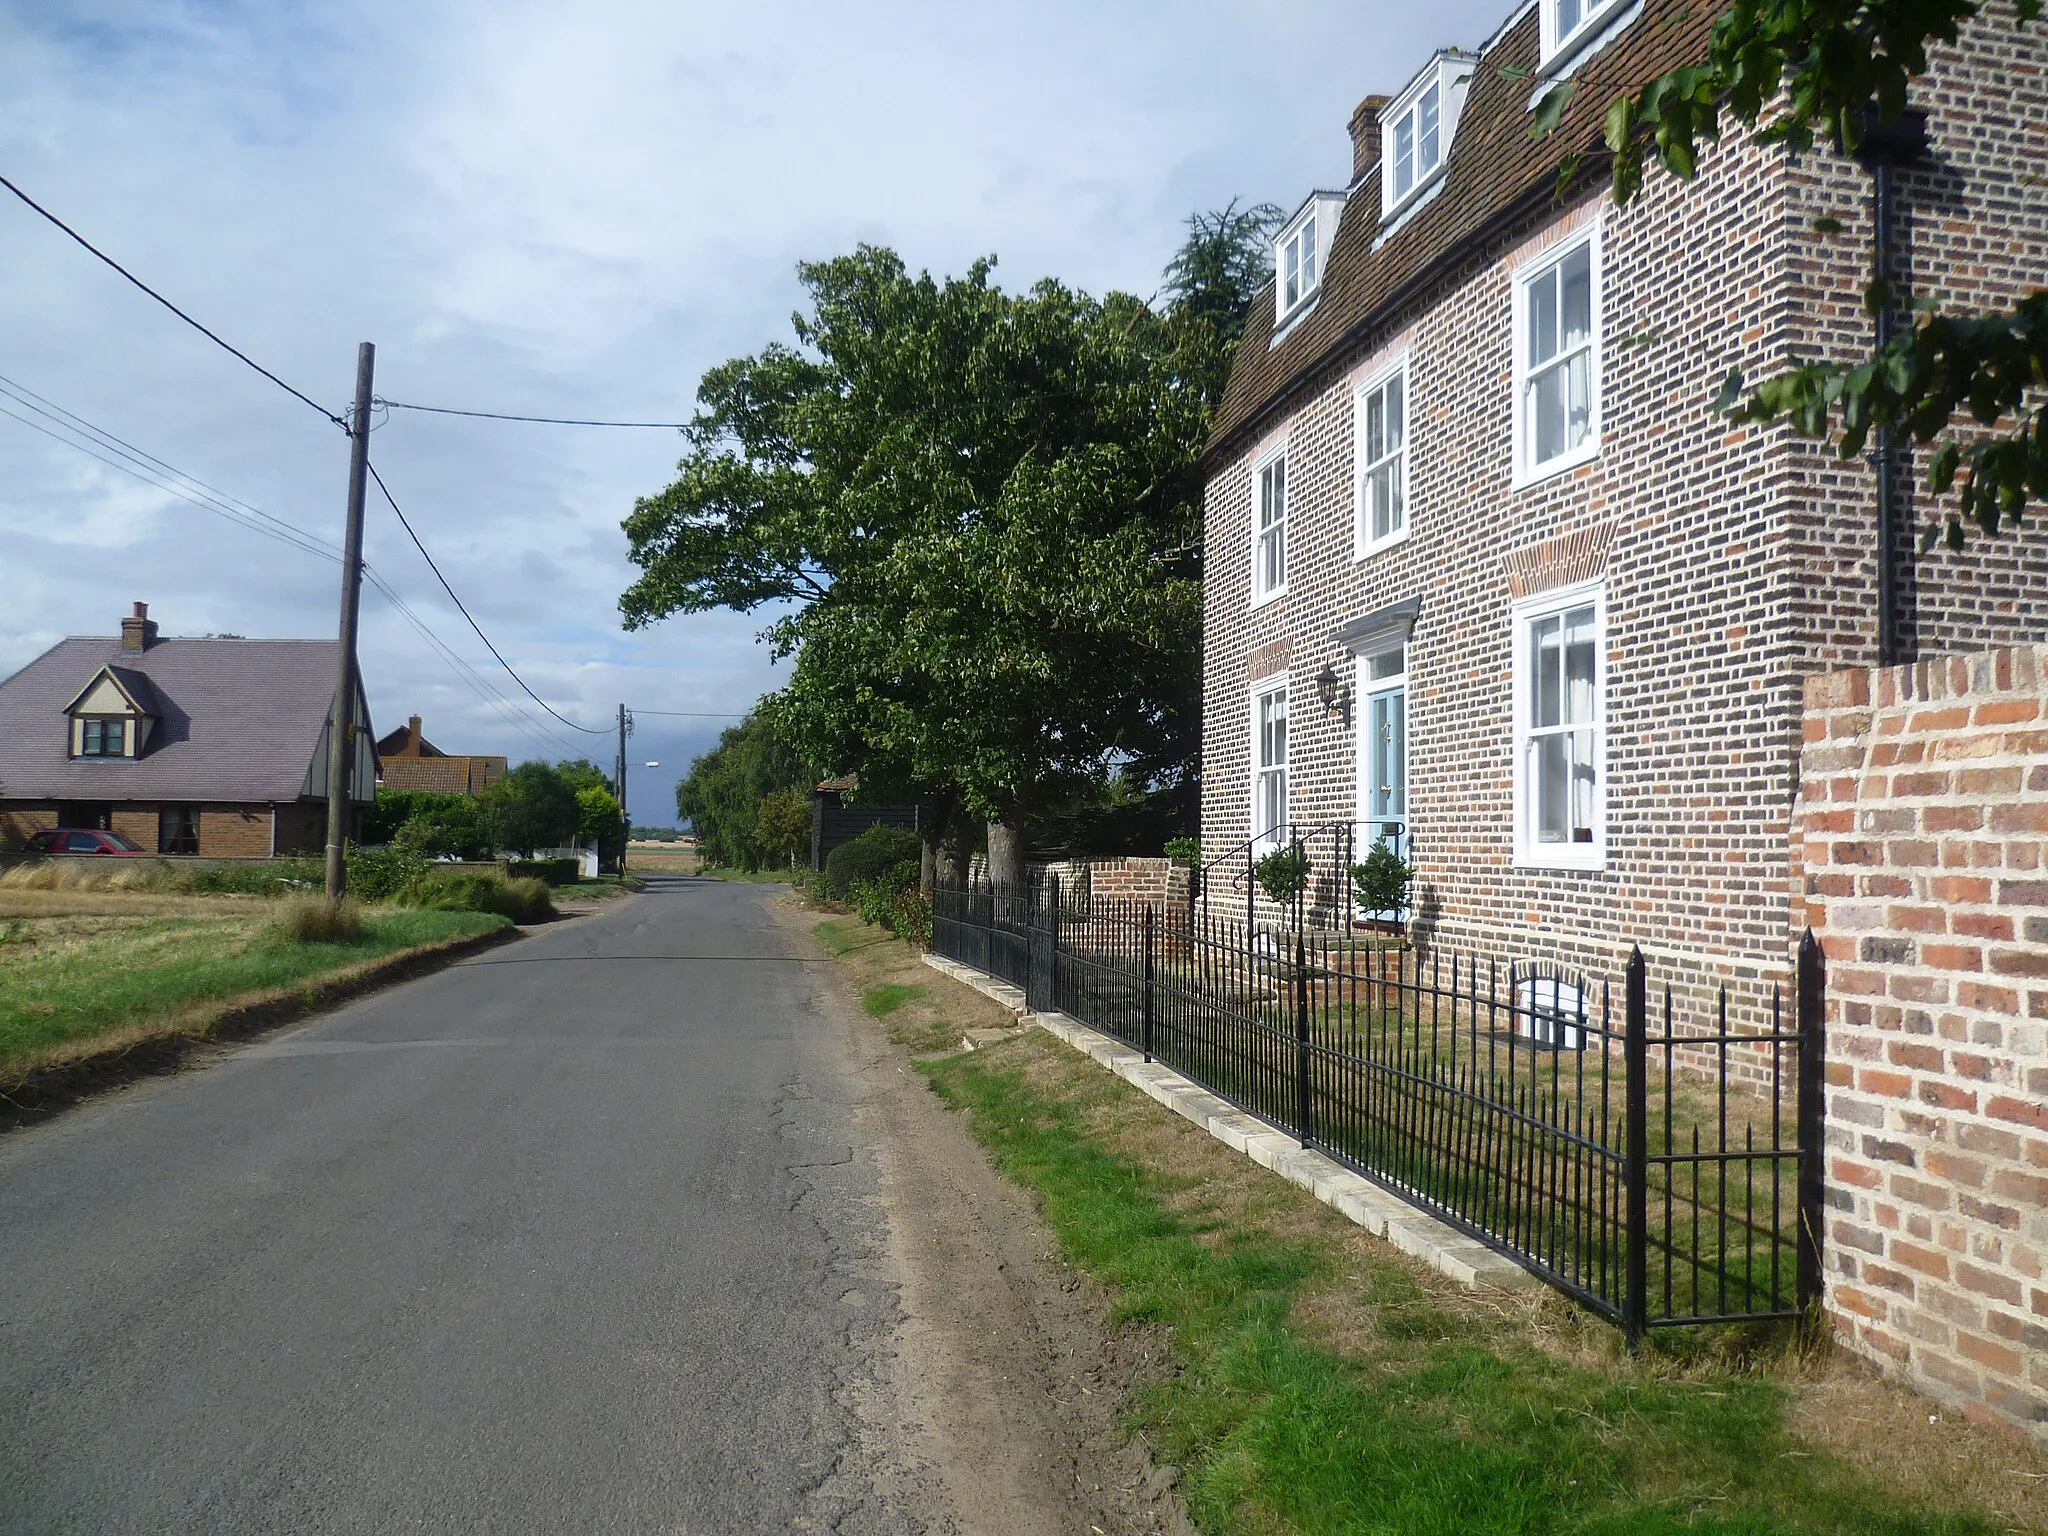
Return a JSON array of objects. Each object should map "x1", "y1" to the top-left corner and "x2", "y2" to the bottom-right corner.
[
  {"x1": 918, "y1": 789, "x2": 959, "y2": 896},
  {"x1": 934, "y1": 804, "x2": 970, "y2": 890},
  {"x1": 985, "y1": 809, "x2": 1027, "y2": 891}
]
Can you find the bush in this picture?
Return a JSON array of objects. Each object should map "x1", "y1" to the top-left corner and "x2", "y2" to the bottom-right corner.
[
  {"x1": 361, "y1": 791, "x2": 489, "y2": 857},
  {"x1": 507, "y1": 857, "x2": 580, "y2": 887},
  {"x1": 887, "y1": 886, "x2": 932, "y2": 949},
  {"x1": 1163, "y1": 835, "x2": 1201, "y2": 868},
  {"x1": 821, "y1": 824, "x2": 922, "y2": 902},
  {"x1": 184, "y1": 858, "x2": 324, "y2": 896},
  {"x1": 344, "y1": 843, "x2": 430, "y2": 901},
  {"x1": 849, "y1": 858, "x2": 929, "y2": 948},
  {"x1": 850, "y1": 858, "x2": 917, "y2": 926},
  {"x1": 401, "y1": 871, "x2": 555, "y2": 923},
  {"x1": 270, "y1": 895, "x2": 367, "y2": 944}
]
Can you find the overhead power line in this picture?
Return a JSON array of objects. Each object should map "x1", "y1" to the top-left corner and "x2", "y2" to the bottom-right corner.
[
  {"x1": 365, "y1": 460, "x2": 609, "y2": 735},
  {"x1": 630, "y1": 708, "x2": 751, "y2": 718},
  {"x1": 0, "y1": 378, "x2": 584, "y2": 759},
  {"x1": 376, "y1": 398, "x2": 688, "y2": 429},
  {"x1": 0, "y1": 171, "x2": 347, "y2": 431}
]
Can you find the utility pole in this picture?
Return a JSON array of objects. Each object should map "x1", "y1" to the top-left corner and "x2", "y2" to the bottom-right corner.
[
  {"x1": 616, "y1": 703, "x2": 629, "y2": 877},
  {"x1": 324, "y1": 343, "x2": 375, "y2": 901}
]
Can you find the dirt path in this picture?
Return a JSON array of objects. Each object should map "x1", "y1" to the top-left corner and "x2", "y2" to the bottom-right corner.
[{"x1": 775, "y1": 897, "x2": 1194, "y2": 1536}]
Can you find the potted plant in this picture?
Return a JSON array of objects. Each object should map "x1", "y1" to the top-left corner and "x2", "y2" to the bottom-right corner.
[
  {"x1": 1253, "y1": 842, "x2": 1311, "y2": 909},
  {"x1": 1350, "y1": 841, "x2": 1413, "y2": 932}
]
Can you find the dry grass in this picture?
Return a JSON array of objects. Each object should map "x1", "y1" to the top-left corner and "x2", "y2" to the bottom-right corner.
[
  {"x1": 0, "y1": 859, "x2": 170, "y2": 893},
  {"x1": 270, "y1": 894, "x2": 367, "y2": 944},
  {"x1": 0, "y1": 888, "x2": 265, "y2": 921}
]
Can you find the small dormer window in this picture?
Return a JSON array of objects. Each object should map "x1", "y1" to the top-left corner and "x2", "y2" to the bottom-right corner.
[
  {"x1": 63, "y1": 665, "x2": 156, "y2": 761},
  {"x1": 1274, "y1": 193, "x2": 1343, "y2": 330},
  {"x1": 1390, "y1": 84, "x2": 1440, "y2": 203},
  {"x1": 1378, "y1": 53, "x2": 1476, "y2": 224},
  {"x1": 80, "y1": 719, "x2": 125, "y2": 757},
  {"x1": 1542, "y1": 0, "x2": 1639, "y2": 67},
  {"x1": 1281, "y1": 216, "x2": 1316, "y2": 317}
]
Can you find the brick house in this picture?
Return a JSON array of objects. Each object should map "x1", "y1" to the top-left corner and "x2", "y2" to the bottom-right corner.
[
  {"x1": 375, "y1": 714, "x2": 507, "y2": 796},
  {"x1": 0, "y1": 603, "x2": 376, "y2": 858},
  {"x1": 1199, "y1": 0, "x2": 2048, "y2": 1028}
]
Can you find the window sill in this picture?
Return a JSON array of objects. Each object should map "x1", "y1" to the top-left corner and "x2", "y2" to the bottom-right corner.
[
  {"x1": 1354, "y1": 524, "x2": 1411, "y2": 563},
  {"x1": 1249, "y1": 586, "x2": 1288, "y2": 612},
  {"x1": 1372, "y1": 173, "x2": 1447, "y2": 252},
  {"x1": 1271, "y1": 294, "x2": 1320, "y2": 347},
  {"x1": 1512, "y1": 438, "x2": 1600, "y2": 492},
  {"x1": 1513, "y1": 843, "x2": 1607, "y2": 873}
]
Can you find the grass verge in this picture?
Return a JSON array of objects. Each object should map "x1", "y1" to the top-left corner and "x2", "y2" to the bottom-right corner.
[
  {"x1": 799, "y1": 906, "x2": 2048, "y2": 1536},
  {"x1": 0, "y1": 900, "x2": 507, "y2": 1076}
]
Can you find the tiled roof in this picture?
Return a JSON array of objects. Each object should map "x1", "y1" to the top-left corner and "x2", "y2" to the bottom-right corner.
[
  {"x1": 1207, "y1": 0, "x2": 1719, "y2": 464},
  {"x1": 0, "y1": 636, "x2": 356, "y2": 802},
  {"x1": 379, "y1": 757, "x2": 505, "y2": 795}
]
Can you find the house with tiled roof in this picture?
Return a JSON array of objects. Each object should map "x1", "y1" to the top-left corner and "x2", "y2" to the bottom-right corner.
[
  {"x1": 1200, "y1": 0, "x2": 2048, "y2": 972},
  {"x1": 0, "y1": 603, "x2": 376, "y2": 857},
  {"x1": 374, "y1": 714, "x2": 506, "y2": 796}
]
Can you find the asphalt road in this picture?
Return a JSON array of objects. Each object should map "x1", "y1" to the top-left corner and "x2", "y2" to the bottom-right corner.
[{"x1": 0, "y1": 879, "x2": 970, "y2": 1533}]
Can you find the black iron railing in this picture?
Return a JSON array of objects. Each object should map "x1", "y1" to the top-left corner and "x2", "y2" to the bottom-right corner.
[{"x1": 932, "y1": 878, "x2": 1825, "y2": 1340}]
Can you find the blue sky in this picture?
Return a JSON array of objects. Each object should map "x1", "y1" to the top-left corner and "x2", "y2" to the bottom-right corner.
[{"x1": 0, "y1": 0, "x2": 1513, "y2": 826}]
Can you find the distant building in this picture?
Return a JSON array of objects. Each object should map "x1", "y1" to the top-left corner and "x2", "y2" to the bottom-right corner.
[
  {"x1": 374, "y1": 715, "x2": 507, "y2": 796},
  {"x1": 809, "y1": 775, "x2": 918, "y2": 871},
  {"x1": 0, "y1": 602, "x2": 375, "y2": 857}
]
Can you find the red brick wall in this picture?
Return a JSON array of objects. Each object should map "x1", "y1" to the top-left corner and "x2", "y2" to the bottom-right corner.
[
  {"x1": 1082, "y1": 857, "x2": 1192, "y2": 911},
  {"x1": 1797, "y1": 646, "x2": 2048, "y2": 1446}
]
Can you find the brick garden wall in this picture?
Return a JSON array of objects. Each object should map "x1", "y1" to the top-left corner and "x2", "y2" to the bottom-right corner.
[{"x1": 1797, "y1": 646, "x2": 2048, "y2": 1446}]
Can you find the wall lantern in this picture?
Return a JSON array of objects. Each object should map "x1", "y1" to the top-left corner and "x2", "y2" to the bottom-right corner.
[{"x1": 1314, "y1": 663, "x2": 1352, "y2": 726}]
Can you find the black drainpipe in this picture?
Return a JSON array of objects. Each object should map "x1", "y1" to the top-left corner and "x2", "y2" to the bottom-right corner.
[{"x1": 1852, "y1": 107, "x2": 1929, "y2": 667}]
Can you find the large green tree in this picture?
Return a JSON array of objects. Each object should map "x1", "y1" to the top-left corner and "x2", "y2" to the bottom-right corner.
[
  {"x1": 623, "y1": 247, "x2": 1215, "y2": 885},
  {"x1": 1536, "y1": 0, "x2": 2043, "y2": 548}
]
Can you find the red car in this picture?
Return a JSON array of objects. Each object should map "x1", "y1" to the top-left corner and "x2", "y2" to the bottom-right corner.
[{"x1": 26, "y1": 828, "x2": 149, "y2": 857}]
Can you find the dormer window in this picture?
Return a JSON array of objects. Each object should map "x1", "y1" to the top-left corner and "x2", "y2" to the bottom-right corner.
[
  {"x1": 1281, "y1": 217, "x2": 1316, "y2": 315},
  {"x1": 62, "y1": 664, "x2": 159, "y2": 762},
  {"x1": 80, "y1": 719, "x2": 126, "y2": 757},
  {"x1": 1378, "y1": 53, "x2": 1477, "y2": 223},
  {"x1": 1389, "y1": 84, "x2": 1440, "y2": 203},
  {"x1": 1273, "y1": 193, "x2": 1343, "y2": 330},
  {"x1": 1542, "y1": 0, "x2": 1639, "y2": 68}
]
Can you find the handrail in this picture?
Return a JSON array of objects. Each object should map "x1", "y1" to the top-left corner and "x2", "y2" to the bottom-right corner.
[{"x1": 1199, "y1": 817, "x2": 1367, "y2": 933}]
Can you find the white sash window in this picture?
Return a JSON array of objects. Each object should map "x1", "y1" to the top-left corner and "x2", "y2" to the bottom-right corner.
[
  {"x1": 1251, "y1": 679, "x2": 1289, "y2": 850},
  {"x1": 1252, "y1": 453, "x2": 1287, "y2": 604},
  {"x1": 1512, "y1": 579, "x2": 1605, "y2": 868}
]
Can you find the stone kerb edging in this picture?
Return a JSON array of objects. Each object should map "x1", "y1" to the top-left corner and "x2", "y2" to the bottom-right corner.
[{"x1": 921, "y1": 952, "x2": 1535, "y2": 1292}]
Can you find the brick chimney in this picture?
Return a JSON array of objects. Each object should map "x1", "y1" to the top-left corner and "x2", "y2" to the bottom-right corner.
[
  {"x1": 1349, "y1": 94, "x2": 1392, "y2": 182},
  {"x1": 119, "y1": 601, "x2": 158, "y2": 654},
  {"x1": 406, "y1": 715, "x2": 424, "y2": 756}
]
